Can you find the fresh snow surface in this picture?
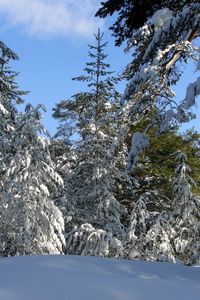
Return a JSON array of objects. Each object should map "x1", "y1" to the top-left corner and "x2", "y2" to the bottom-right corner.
[{"x1": 0, "y1": 255, "x2": 199, "y2": 300}]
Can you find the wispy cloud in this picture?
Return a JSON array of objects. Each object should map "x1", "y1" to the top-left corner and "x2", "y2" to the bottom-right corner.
[{"x1": 0, "y1": 0, "x2": 103, "y2": 38}]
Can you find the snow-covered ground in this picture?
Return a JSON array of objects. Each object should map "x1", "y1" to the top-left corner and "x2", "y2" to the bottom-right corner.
[{"x1": 0, "y1": 255, "x2": 199, "y2": 300}]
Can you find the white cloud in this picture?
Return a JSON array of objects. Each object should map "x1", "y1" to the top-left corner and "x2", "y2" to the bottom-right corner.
[{"x1": 0, "y1": 0, "x2": 103, "y2": 38}]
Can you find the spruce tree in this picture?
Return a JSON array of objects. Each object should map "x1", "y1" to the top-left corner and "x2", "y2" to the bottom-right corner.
[
  {"x1": 145, "y1": 210, "x2": 175, "y2": 263},
  {"x1": 0, "y1": 105, "x2": 65, "y2": 256},
  {"x1": 53, "y1": 30, "x2": 135, "y2": 257},
  {"x1": 172, "y1": 151, "x2": 200, "y2": 264},
  {"x1": 124, "y1": 194, "x2": 154, "y2": 259},
  {"x1": 0, "y1": 40, "x2": 26, "y2": 191},
  {"x1": 143, "y1": 151, "x2": 200, "y2": 264}
]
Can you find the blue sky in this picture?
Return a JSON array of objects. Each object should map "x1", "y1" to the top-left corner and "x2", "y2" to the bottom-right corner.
[{"x1": 0, "y1": 0, "x2": 199, "y2": 135}]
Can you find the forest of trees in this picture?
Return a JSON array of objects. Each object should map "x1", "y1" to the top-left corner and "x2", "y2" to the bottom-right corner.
[{"x1": 0, "y1": 0, "x2": 199, "y2": 264}]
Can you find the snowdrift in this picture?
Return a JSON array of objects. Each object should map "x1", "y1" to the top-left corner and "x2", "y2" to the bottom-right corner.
[{"x1": 0, "y1": 255, "x2": 199, "y2": 300}]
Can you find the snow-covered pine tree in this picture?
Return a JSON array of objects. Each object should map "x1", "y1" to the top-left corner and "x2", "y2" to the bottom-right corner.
[
  {"x1": 97, "y1": 2, "x2": 200, "y2": 264},
  {"x1": 114, "y1": 2, "x2": 200, "y2": 169},
  {"x1": 124, "y1": 189, "x2": 175, "y2": 262},
  {"x1": 0, "y1": 104, "x2": 65, "y2": 256},
  {"x1": 0, "y1": 40, "x2": 24, "y2": 121},
  {"x1": 145, "y1": 210, "x2": 175, "y2": 263},
  {"x1": 0, "y1": 40, "x2": 26, "y2": 191},
  {"x1": 53, "y1": 29, "x2": 136, "y2": 257},
  {"x1": 172, "y1": 151, "x2": 200, "y2": 264},
  {"x1": 124, "y1": 193, "x2": 154, "y2": 259}
]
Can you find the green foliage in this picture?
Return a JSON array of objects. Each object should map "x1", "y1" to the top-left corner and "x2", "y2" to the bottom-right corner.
[{"x1": 127, "y1": 123, "x2": 200, "y2": 200}]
